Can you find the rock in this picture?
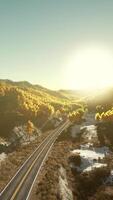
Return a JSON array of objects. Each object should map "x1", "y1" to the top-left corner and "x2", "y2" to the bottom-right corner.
[{"x1": 58, "y1": 166, "x2": 73, "y2": 200}]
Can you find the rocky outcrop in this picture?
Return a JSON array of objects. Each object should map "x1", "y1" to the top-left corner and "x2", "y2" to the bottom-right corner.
[{"x1": 58, "y1": 166, "x2": 73, "y2": 200}]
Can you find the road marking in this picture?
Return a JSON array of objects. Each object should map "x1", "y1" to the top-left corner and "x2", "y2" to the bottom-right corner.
[
  {"x1": 26, "y1": 137, "x2": 58, "y2": 200},
  {"x1": 0, "y1": 127, "x2": 57, "y2": 196},
  {"x1": 10, "y1": 136, "x2": 55, "y2": 200},
  {"x1": 26, "y1": 122, "x2": 70, "y2": 200},
  {"x1": 9, "y1": 122, "x2": 69, "y2": 200}
]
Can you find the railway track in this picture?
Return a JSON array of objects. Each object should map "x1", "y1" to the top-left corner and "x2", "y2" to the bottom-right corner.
[{"x1": 0, "y1": 120, "x2": 70, "y2": 200}]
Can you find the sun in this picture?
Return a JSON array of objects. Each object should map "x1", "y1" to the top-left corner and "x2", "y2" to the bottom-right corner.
[{"x1": 64, "y1": 45, "x2": 113, "y2": 90}]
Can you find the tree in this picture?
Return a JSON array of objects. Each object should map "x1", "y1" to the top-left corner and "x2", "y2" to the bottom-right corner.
[
  {"x1": 68, "y1": 109, "x2": 84, "y2": 123},
  {"x1": 95, "y1": 109, "x2": 113, "y2": 122},
  {"x1": 95, "y1": 113, "x2": 101, "y2": 121},
  {"x1": 26, "y1": 120, "x2": 34, "y2": 141},
  {"x1": 96, "y1": 105, "x2": 103, "y2": 114}
]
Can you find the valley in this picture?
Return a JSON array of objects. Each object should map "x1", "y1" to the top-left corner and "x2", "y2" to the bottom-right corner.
[{"x1": 0, "y1": 80, "x2": 113, "y2": 200}]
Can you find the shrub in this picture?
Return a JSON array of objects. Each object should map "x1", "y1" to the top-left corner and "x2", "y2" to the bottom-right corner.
[
  {"x1": 68, "y1": 153, "x2": 81, "y2": 166},
  {"x1": 76, "y1": 167, "x2": 110, "y2": 197}
]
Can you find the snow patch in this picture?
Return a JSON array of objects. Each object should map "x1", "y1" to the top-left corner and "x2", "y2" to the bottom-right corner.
[
  {"x1": 81, "y1": 125, "x2": 97, "y2": 141},
  {"x1": 71, "y1": 145, "x2": 109, "y2": 172},
  {"x1": 58, "y1": 166, "x2": 73, "y2": 200},
  {"x1": 71, "y1": 113, "x2": 96, "y2": 138},
  {"x1": 84, "y1": 163, "x2": 107, "y2": 172},
  {"x1": 0, "y1": 137, "x2": 9, "y2": 146},
  {"x1": 0, "y1": 153, "x2": 7, "y2": 165}
]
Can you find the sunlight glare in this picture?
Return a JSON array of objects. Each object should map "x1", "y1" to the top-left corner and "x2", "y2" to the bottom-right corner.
[{"x1": 64, "y1": 45, "x2": 113, "y2": 90}]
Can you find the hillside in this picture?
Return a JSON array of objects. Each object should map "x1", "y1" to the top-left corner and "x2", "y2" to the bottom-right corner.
[
  {"x1": 60, "y1": 88, "x2": 113, "y2": 112},
  {"x1": 0, "y1": 80, "x2": 84, "y2": 138},
  {"x1": 1, "y1": 79, "x2": 113, "y2": 138},
  {"x1": 0, "y1": 79, "x2": 69, "y2": 101}
]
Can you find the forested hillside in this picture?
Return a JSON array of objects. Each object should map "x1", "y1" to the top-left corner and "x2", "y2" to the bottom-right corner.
[{"x1": 0, "y1": 80, "x2": 84, "y2": 138}]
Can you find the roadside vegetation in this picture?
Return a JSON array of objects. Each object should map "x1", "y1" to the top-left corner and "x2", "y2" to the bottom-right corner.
[
  {"x1": 31, "y1": 126, "x2": 113, "y2": 200},
  {"x1": 0, "y1": 130, "x2": 52, "y2": 190},
  {"x1": 0, "y1": 80, "x2": 86, "y2": 193},
  {"x1": 68, "y1": 108, "x2": 85, "y2": 123},
  {"x1": 95, "y1": 108, "x2": 113, "y2": 122},
  {"x1": 1, "y1": 81, "x2": 113, "y2": 199},
  {"x1": 95, "y1": 107, "x2": 113, "y2": 148}
]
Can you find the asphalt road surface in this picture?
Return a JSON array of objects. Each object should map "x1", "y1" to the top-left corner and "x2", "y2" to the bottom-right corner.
[{"x1": 0, "y1": 120, "x2": 70, "y2": 200}]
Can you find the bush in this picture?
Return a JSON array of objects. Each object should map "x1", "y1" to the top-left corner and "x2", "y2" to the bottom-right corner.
[
  {"x1": 76, "y1": 167, "x2": 110, "y2": 198},
  {"x1": 96, "y1": 191, "x2": 113, "y2": 200},
  {"x1": 68, "y1": 153, "x2": 81, "y2": 166}
]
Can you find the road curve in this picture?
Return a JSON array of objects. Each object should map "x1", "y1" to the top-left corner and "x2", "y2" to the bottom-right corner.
[{"x1": 0, "y1": 120, "x2": 70, "y2": 200}]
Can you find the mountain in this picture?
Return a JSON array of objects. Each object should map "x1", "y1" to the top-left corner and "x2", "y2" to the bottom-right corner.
[
  {"x1": 1, "y1": 79, "x2": 113, "y2": 138},
  {"x1": 0, "y1": 79, "x2": 68, "y2": 100},
  {"x1": 0, "y1": 79, "x2": 82, "y2": 138}
]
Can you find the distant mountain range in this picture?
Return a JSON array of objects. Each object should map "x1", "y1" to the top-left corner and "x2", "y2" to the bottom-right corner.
[{"x1": 0, "y1": 79, "x2": 113, "y2": 102}]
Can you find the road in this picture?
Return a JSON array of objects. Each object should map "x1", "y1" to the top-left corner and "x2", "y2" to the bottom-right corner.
[{"x1": 0, "y1": 120, "x2": 70, "y2": 200}]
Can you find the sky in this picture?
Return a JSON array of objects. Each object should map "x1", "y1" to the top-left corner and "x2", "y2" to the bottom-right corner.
[{"x1": 0, "y1": 0, "x2": 113, "y2": 89}]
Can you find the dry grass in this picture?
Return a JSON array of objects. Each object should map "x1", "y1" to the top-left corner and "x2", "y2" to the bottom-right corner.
[
  {"x1": 29, "y1": 128, "x2": 113, "y2": 200},
  {"x1": 1, "y1": 125, "x2": 113, "y2": 200},
  {"x1": 0, "y1": 130, "x2": 52, "y2": 191},
  {"x1": 30, "y1": 134, "x2": 77, "y2": 200}
]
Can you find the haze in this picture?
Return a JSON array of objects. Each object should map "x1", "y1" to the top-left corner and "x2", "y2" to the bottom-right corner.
[{"x1": 0, "y1": 0, "x2": 113, "y2": 90}]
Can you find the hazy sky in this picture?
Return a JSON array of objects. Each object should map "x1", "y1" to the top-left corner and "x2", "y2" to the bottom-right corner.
[{"x1": 0, "y1": 0, "x2": 113, "y2": 89}]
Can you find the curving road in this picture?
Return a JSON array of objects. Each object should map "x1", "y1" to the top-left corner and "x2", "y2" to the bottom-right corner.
[{"x1": 0, "y1": 120, "x2": 70, "y2": 200}]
